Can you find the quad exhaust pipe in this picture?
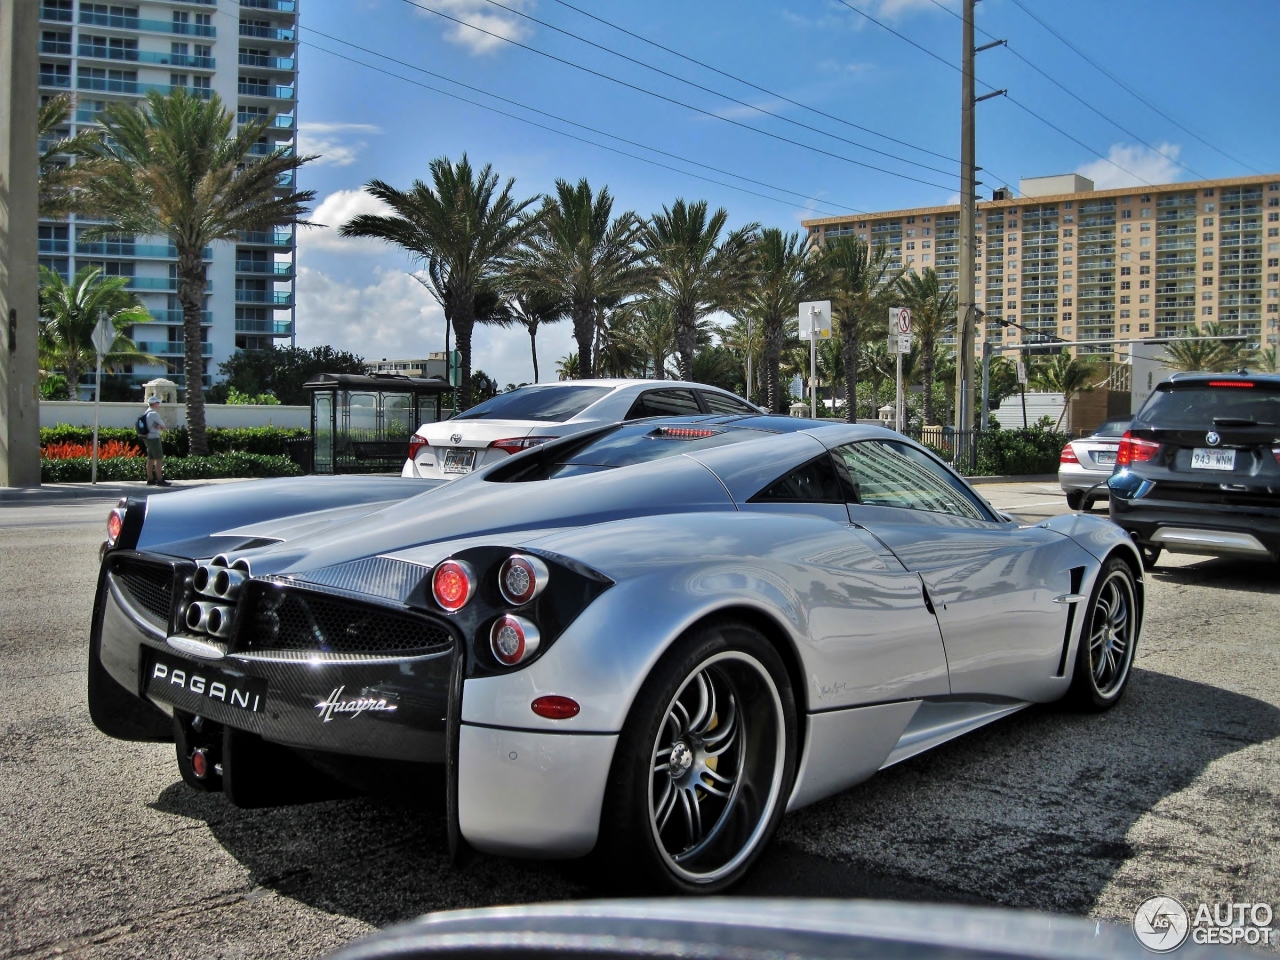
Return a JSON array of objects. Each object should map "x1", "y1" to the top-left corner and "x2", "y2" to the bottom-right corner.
[
  {"x1": 186, "y1": 601, "x2": 234, "y2": 638},
  {"x1": 193, "y1": 562, "x2": 248, "y2": 601}
]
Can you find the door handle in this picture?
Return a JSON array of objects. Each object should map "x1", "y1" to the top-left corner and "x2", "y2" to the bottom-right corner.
[{"x1": 1053, "y1": 593, "x2": 1087, "y2": 604}]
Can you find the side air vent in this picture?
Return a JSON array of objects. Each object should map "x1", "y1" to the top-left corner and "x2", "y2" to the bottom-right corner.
[
  {"x1": 1056, "y1": 566, "x2": 1086, "y2": 677},
  {"x1": 112, "y1": 557, "x2": 176, "y2": 626}
]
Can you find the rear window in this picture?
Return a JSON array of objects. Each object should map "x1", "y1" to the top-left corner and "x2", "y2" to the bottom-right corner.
[
  {"x1": 453, "y1": 385, "x2": 612, "y2": 423},
  {"x1": 1135, "y1": 383, "x2": 1280, "y2": 427},
  {"x1": 1094, "y1": 418, "x2": 1130, "y2": 438},
  {"x1": 489, "y1": 423, "x2": 767, "y2": 482}
]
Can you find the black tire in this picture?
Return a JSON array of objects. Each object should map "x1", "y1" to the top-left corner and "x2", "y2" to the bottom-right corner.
[
  {"x1": 1065, "y1": 557, "x2": 1139, "y2": 711},
  {"x1": 1065, "y1": 490, "x2": 1084, "y2": 511},
  {"x1": 597, "y1": 620, "x2": 796, "y2": 894}
]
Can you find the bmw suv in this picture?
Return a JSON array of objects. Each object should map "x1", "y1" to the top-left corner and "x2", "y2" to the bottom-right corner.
[{"x1": 1108, "y1": 372, "x2": 1280, "y2": 569}]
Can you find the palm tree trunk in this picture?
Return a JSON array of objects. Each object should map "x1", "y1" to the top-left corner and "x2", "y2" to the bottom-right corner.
[
  {"x1": 675, "y1": 305, "x2": 696, "y2": 382},
  {"x1": 841, "y1": 326, "x2": 859, "y2": 424},
  {"x1": 179, "y1": 250, "x2": 208, "y2": 455},
  {"x1": 65, "y1": 355, "x2": 79, "y2": 400},
  {"x1": 763, "y1": 314, "x2": 783, "y2": 413},
  {"x1": 572, "y1": 304, "x2": 594, "y2": 379},
  {"x1": 453, "y1": 287, "x2": 476, "y2": 410},
  {"x1": 921, "y1": 338, "x2": 935, "y2": 425},
  {"x1": 528, "y1": 322, "x2": 539, "y2": 383}
]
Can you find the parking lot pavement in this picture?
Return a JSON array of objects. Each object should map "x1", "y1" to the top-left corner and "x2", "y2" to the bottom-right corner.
[{"x1": 1, "y1": 489, "x2": 1277, "y2": 959}]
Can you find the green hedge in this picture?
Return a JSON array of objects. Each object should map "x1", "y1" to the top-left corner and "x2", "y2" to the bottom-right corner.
[
  {"x1": 39, "y1": 425, "x2": 308, "y2": 458},
  {"x1": 975, "y1": 426, "x2": 1071, "y2": 476},
  {"x1": 40, "y1": 453, "x2": 302, "y2": 483}
]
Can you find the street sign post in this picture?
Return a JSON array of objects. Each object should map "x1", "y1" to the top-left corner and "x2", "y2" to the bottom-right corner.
[
  {"x1": 888, "y1": 307, "x2": 912, "y2": 432},
  {"x1": 799, "y1": 301, "x2": 831, "y2": 419},
  {"x1": 89, "y1": 315, "x2": 114, "y2": 485}
]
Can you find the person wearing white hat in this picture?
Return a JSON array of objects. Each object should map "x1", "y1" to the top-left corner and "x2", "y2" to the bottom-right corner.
[{"x1": 142, "y1": 396, "x2": 170, "y2": 487}]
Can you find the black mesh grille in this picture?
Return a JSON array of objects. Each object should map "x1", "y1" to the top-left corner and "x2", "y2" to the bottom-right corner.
[
  {"x1": 238, "y1": 582, "x2": 453, "y2": 657},
  {"x1": 113, "y1": 558, "x2": 174, "y2": 624}
]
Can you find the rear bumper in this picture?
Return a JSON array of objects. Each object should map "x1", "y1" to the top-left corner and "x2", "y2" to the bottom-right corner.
[
  {"x1": 1110, "y1": 496, "x2": 1280, "y2": 559},
  {"x1": 1058, "y1": 464, "x2": 1111, "y2": 495}
]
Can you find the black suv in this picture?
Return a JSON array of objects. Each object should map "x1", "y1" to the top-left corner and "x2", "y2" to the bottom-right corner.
[{"x1": 1109, "y1": 372, "x2": 1280, "y2": 569}]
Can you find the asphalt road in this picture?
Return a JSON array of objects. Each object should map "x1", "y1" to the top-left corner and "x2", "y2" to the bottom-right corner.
[{"x1": 1, "y1": 484, "x2": 1277, "y2": 959}]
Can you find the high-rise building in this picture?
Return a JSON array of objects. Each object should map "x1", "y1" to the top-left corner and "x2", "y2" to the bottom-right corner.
[
  {"x1": 803, "y1": 173, "x2": 1280, "y2": 360},
  {"x1": 36, "y1": 0, "x2": 298, "y2": 396}
]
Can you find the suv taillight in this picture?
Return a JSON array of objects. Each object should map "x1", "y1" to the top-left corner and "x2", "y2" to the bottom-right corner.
[
  {"x1": 1060, "y1": 445, "x2": 1079, "y2": 464},
  {"x1": 1116, "y1": 431, "x2": 1162, "y2": 467},
  {"x1": 408, "y1": 433, "x2": 429, "y2": 460},
  {"x1": 1272, "y1": 447, "x2": 1280, "y2": 467}
]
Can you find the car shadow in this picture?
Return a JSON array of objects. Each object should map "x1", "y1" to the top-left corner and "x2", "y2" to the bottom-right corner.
[
  {"x1": 1147, "y1": 555, "x2": 1280, "y2": 594},
  {"x1": 150, "y1": 668, "x2": 1280, "y2": 924}
]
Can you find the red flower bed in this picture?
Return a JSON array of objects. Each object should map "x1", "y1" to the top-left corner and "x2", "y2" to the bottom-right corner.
[{"x1": 41, "y1": 439, "x2": 141, "y2": 460}]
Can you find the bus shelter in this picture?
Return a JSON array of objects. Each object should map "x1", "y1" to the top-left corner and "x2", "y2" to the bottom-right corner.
[{"x1": 303, "y1": 373, "x2": 452, "y2": 474}]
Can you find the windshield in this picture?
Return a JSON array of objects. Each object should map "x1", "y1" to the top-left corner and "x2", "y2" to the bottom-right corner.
[
  {"x1": 452, "y1": 384, "x2": 613, "y2": 422},
  {"x1": 1135, "y1": 384, "x2": 1280, "y2": 427},
  {"x1": 490, "y1": 422, "x2": 770, "y2": 481},
  {"x1": 1093, "y1": 418, "x2": 1131, "y2": 438}
]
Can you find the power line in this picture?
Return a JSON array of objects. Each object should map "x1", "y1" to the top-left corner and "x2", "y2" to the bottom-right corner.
[
  {"x1": 395, "y1": 0, "x2": 958, "y2": 192},
  {"x1": 298, "y1": 37, "x2": 861, "y2": 217},
  {"x1": 1005, "y1": 0, "x2": 1263, "y2": 175},
  {"x1": 922, "y1": 0, "x2": 1206, "y2": 180},
  {"x1": 461, "y1": 0, "x2": 959, "y2": 180},
  {"x1": 831, "y1": 0, "x2": 1159, "y2": 189},
  {"x1": 541, "y1": 0, "x2": 960, "y2": 165}
]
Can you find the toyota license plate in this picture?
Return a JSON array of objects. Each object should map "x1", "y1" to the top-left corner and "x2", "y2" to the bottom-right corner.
[
  {"x1": 1191, "y1": 448, "x2": 1236, "y2": 471},
  {"x1": 443, "y1": 449, "x2": 475, "y2": 474}
]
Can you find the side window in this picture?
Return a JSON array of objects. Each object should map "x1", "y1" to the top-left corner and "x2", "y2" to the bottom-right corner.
[
  {"x1": 750, "y1": 455, "x2": 850, "y2": 503},
  {"x1": 625, "y1": 389, "x2": 702, "y2": 419},
  {"x1": 701, "y1": 390, "x2": 757, "y2": 415},
  {"x1": 833, "y1": 440, "x2": 990, "y2": 521}
]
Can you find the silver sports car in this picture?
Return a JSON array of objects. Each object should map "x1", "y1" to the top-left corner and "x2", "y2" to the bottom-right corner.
[{"x1": 89, "y1": 415, "x2": 1144, "y2": 892}]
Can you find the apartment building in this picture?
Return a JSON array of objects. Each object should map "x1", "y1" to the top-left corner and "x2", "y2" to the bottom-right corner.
[
  {"x1": 36, "y1": 0, "x2": 298, "y2": 395},
  {"x1": 802, "y1": 173, "x2": 1280, "y2": 359}
]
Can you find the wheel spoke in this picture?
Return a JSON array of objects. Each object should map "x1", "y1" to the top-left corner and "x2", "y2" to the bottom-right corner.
[
  {"x1": 687, "y1": 673, "x2": 711, "y2": 734},
  {"x1": 703, "y1": 697, "x2": 737, "y2": 746},
  {"x1": 698, "y1": 774, "x2": 730, "y2": 798},
  {"x1": 655, "y1": 779, "x2": 677, "y2": 832}
]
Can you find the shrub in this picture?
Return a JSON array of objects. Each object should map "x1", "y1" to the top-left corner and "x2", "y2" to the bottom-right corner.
[
  {"x1": 40, "y1": 453, "x2": 302, "y2": 483},
  {"x1": 976, "y1": 425, "x2": 1070, "y2": 476},
  {"x1": 38, "y1": 424, "x2": 308, "y2": 458}
]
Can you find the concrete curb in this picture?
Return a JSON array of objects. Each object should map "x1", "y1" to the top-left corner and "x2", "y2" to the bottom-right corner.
[
  {"x1": 967, "y1": 474, "x2": 1059, "y2": 485},
  {"x1": 0, "y1": 479, "x2": 238, "y2": 503}
]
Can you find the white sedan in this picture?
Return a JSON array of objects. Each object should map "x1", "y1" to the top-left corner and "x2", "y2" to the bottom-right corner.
[{"x1": 402, "y1": 379, "x2": 765, "y2": 480}]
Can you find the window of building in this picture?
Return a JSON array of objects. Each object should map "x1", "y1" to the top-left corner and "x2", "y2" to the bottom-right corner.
[
  {"x1": 1140, "y1": 294, "x2": 1151, "y2": 303},
  {"x1": 922, "y1": 227, "x2": 930, "y2": 236},
  {"x1": 1120, "y1": 324, "x2": 1131, "y2": 333},
  {"x1": 1205, "y1": 202, "x2": 1215, "y2": 212},
  {"x1": 906, "y1": 229, "x2": 915, "y2": 237},
  {"x1": 1120, "y1": 295, "x2": 1131, "y2": 304},
  {"x1": 1140, "y1": 252, "x2": 1151, "y2": 260},
  {"x1": 1204, "y1": 189, "x2": 1215, "y2": 197},
  {"x1": 1139, "y1": 322, "x2": 1150, "y2": 332},
  {"x1": 1270, "y1": 228, "x2": 1280, "y2": 238},
  {"x1": 1203, "y1": 292, "x2": 1214, "y2": 301},
  {"x1": 1202, "y1": 306, "x2": 1213, "y2": 315},
  {"x1": 1203, "y1": 232, "x2": 1214, "y2": 241},
  {"x1": 1203, "y1": 248, "x2": 1214, "y2": 257},
  {"x1": 1140, "y1": 266, "x2": 1151, "y2": 275},
  {"x1": 1270, "y1": 273, "x2": 1279, "y2": 283},
  {"x1": 1062, "y1": 298, "x2": 1073, "y2": 307},
  {"x1": 907, "y1": 217, "x2": 915, "y2": 224},
  {"x1": 1120, "y1": 309, "x2": 1130, "y2": 318},
  {"x1": 1140, "y1": 279, "x2": 1151, "y2": 289},
  {"x1": 1140, "y1": 310, "x2": 1150, "y2": 319},
  {"x1": 1121, "y1": 252, "x2": 1132, "y2": 261},
  {"x1": 1120, "y1": 266, "x2": 1131, "y2": 275},
  {"x1": 1141, "y1": 207, "x2": 1151, "y2": 217},
  {"x1": 1203, "y1": 276, "x2": 1215, "y2": 286},
  {"x1": 906, "y1": 241, "x2": 914, "y2": 250},
  {"x1": 1272, "y1": 259, "x2": 1280, "y2": 267},
  {"x1": 1121, "y1": 239, "x2": 1132, "y2": 249},
  {"x1": 922, "y1": 216, "x2": 931, "y2": 222},
  {"x1": 1120, "y1": 281, "x2": 1131, "y2": 290}
]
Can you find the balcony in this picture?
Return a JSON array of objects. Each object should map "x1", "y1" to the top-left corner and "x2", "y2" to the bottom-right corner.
[
  {"x1": 38, "y1": 238, "x2": 70, "y2": 253},
  {"x1": 149, "y1": 310, "x2": 212, "y2": 325},
  {"x1": 75, "y1": 241, "x2": 212, "y2": 259},
  {"x1": 1157, "y1": 255, "x2": 1197, "y2": 265},
  {"x1": 235, "y1": 288, "x2": 292, "y2": 306},
  {"x1": 240, "y1": 0, "x2": 296, "y2": 9},
  {"x1": 238, "y1": 230, "x2": 294, "y2": 247},
  {"x1": 238, "y1": 82, "x2": 294, "y2": 100},
  {"x1": 238, "y1": 24, "x2": 296, "y2": 41},
  {"x1": 136, "y1": 341, "x2": 214, "y2": 357},
  {"x1": 76, "y1": 76, "x2": 214, "y2": 99},
  {"x1": 130, "y1": 277, "x2": 212, "y2": 292},
  {"x1": 78, "y1": 13, "x2": 216, "y2": 37},
  {"x1": 238, "y1": 53, "x2": 296, "y2": 71},
  {"x1": 235, "y1": 260, "x2": 294, "y2": 276},
  {"x1": 235, "y1": 318, "x2": 293, "y2": 335},
  {"x1": 39, "y1": 70, "x2": 71, "y2": 88},
  {"x1": 40, "y1": 37, "x2": 71, "y2": 55}
]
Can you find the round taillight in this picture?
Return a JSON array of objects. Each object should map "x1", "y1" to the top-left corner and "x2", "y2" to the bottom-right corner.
[
  {"x1": 106, "y1": 508, "x2": 124, "y2": 546},
  {"x1": 531, "y1": 695, "x2": 580, "y2": 720},
  {"x1": 499, "y1": 554, "x2": 549, "y2": 606},
  {"x1": 432, "y1": 559, "x2": 475, "y2": 612},
  {"x1": 490, "y1": 614, "x2": 541, "y2": 666}
]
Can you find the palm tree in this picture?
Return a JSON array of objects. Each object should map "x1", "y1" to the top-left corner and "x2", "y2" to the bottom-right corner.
[
  {"x1": 37, "y1": 94, "x2": 101, "y2": 218},
  {"x1": 743, "y1": 229, "x2": 825, "y2": 413},
  {"x1": 515, "y1": 179, "x2": 649, "y2": 379},
  {"x1": 617, "y1": 299, "x2": 678, "y2": 380},
  {"x1": 342, "y1": 155, "x2": 538, "y2": 411},
  {"x1": 76, "y1": 88, "x2": 313, "y2": 454},
  {"x1": 556, "y1": 352, "x2": 580, "y2": 381},
  {"x1": 897, "y1": 268, "x2": 956, "y2": 426},
  {"x1": 721, "y1": 310, "x2": 765, "y2": 401},
  {"x1": 1160, "y1": 321, "x2": 1255, "y2": 373},
  {"x1": 1255, "y1": 346, "x2": 1278, "y2": 373},
  {"x1": 643, "y1": 199, "x2": 758, "y2": 382},
  {"x1": 38, "y1": 266, "x2": 152, "y2": 399},
  {"x1": 1031, "y1": 350, "x2": 1100, "y2": 430},
  {"x1": 507, "y1": 288, "x2": 564, "y2": 383},
  {"x1": 822, "y1": 237, "x2": 902, "y2": 423},
  {"x1": 860, "y1": 337, "x2": 892, "y2": 417}
]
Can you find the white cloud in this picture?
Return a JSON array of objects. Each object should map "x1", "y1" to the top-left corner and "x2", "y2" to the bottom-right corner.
[
  {"x1": 1076, "y1": 142, "x2": 1183, "y2": 190},
  {"x1": 299, "y1": 188, "x2": 394, "y2": 253},
  {"x1": 297, "y1": 121, "x2": 380, "y2": 167},
  {"x1": 417, "y1": 0, "x2": 536, "y2": 55},
  {"x1": 873, "y1": 0, "x2": 956, "y2": 17},
  {"x1": 294, "y1": 266, "x2": 577, "y2": 386}
]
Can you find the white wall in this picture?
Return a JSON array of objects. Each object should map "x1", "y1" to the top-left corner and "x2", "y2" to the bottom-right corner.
[
  {"x1": 991, "y1": 391, "x2": 1065, "y2": 429},
  {"x1": 41, "y1": 401, "x2": 309, "y2": 430}
]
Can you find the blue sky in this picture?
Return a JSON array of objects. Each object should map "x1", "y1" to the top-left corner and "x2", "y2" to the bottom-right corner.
[{"x1": 293, "y1": 0, "x2": 1279, "y2": 386}]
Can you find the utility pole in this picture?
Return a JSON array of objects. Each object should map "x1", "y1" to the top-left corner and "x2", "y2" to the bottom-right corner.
[
  {"x1": 1, "y1": 0, "x2": 41, "y2": 488},
  {"x1": 954, "y1": 0, "x2": 977, "y2": 449}
]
